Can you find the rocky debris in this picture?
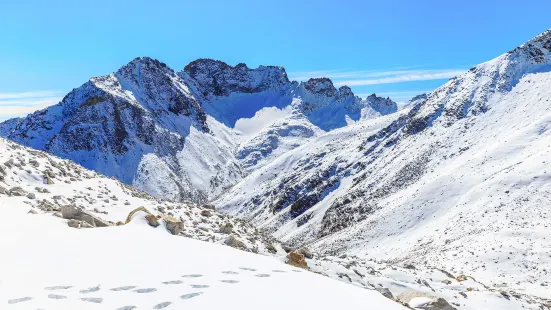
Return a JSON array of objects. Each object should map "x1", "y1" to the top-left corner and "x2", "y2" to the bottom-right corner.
[
  {"x1": 298, "y1": 247, "x2": 314, "y2": 259},
  {"x1": 67, "y1": 219, "x2": 94, "y2": 229},
  {"x1": 26, "y1": 192, "x2": 36, "y2": 199},
  {"x1": 200, "y1": 210, "x2": 212, "y2": 217},
  {"x1": 37, "y1": 200, "x2": 60, "y2": 212},
  {"x1": 27, "y1": 209, "x2": 38, "y2": 215},
  {"x1": 375, "y1": 287, "x2": 393, "y2": 299},
  {"x1": 225, "y1": 236, "x2": 247, "y2": 250},
  {"x1": 417, "y1": 298, "x2": 457, "y2": 310},
  {"x1": 61, "y1": 205, "x2": 112, "y2": 227},
  {"x1": 4, "y1": 159, "x2": 14, "y2": 168},
  {"x1": 266, "y1": 243, "x2": 277, "y2": 254},
  {"x1": 9, "y1": 186, "x2": 26, "y2": 196},
  {"x1": 0, "y1": 185, "x2": 6, "y2": 195},
  {"x1": 282, "y1": 244, "x2": 293, "y2": 253},
  {"x1": 202, "y1": 204, "x2": 216, "y2": 211},
  {"x1": 287, "y1": 251, "x2": 308, "y2": 269},
  {"x1": 0, "y1": 164, "x2": 7, "y2": 175},
  {"x1": 163, "y1": 216, "x2": 184, "y2": 235},
  {"x1": 28, "y1": 159, "x2": 39, "y2": 167},
  {"x1": 219, "y1": 222, "x2": 233, "y2": 234}
]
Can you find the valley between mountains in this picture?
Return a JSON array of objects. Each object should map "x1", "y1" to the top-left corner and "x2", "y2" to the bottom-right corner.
[{"x1": 1, "y1": 29, "x2": 551, "y2": 309}]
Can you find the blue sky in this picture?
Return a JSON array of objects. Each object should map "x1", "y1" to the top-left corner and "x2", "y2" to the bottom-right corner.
[{"x1": 1, "y1": 0, "x2": 550, "y2": 120}]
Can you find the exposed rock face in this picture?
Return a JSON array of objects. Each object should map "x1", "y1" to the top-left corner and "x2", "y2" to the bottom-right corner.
[{"x1": 183, "y1": 59, "x2": 290, "y2": 97}]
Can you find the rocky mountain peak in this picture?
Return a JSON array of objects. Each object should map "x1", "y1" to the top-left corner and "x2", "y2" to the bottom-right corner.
[
  {"x1": 303, "y1": 78, "x2": 337, "y2": 97},
  {"x1": 364, "y1": 94, "x2": 397, "y2": 115},
  {"x1": 337, "y1": 85, "x2": 355, "y2": 100},
  {"x1": 182, "y1": 58, "x2": 290, "y2": 97}
]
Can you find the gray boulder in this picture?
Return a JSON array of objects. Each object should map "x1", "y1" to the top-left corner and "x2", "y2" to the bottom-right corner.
[
  {"x1": 61, "y1": 205, "x2": 112, "y2": 227},
  {"x1": 27, "y1": 192, "x2": 36, "y2": 200},
  {"x1": 164, "y1": 217, "x2": 184, "y2": 235},
  {"x1": 225, "y1": 236, "x2": 247, "y2": 250},
  {"x1": 418, "y1": 298, "x2": 457, "y2": 310},
  {"x1": 9, "y1": 186, "x2": 26, "y2": 196}
]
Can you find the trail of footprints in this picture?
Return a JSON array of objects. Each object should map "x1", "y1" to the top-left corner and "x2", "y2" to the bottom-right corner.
[{"x1": 6, "y1": 267, "x2": 294, "y2": 308}]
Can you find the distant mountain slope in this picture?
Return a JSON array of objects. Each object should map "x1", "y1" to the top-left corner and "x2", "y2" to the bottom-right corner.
[
  {"x1": 0, "y1": 58, "x2": 397, "y2": 203},
  {"x1": 214, "y1": 29, "x2": 551, "y2": 297}
]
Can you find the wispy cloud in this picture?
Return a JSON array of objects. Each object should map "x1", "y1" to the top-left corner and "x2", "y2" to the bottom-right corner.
[
  {"x1": 0, "y1": 91, "x2": 63, "y2": 121},
  {"x1": 288, "y1": 68, "x2": 466, "y2": 86}
]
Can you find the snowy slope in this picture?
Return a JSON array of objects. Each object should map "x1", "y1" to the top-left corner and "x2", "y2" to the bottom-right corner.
[
  {"x1": 0, "y1": 204, "x2": 408, "y2": 310},
  {"x1": 1, "y1": 136, "x2": 548, "y2": 310},
  {"x1": 214, "y1": 29, "x2": 551, "y2": 298},
  {"x1": 0, "y1": 59, "x2": 397, "y2": 204},
  {"x1": 0, "y1": 137, "x2": 285, "y2": 255}
]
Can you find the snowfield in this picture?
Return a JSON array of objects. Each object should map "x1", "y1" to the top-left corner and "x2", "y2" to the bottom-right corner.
[{"x1": 0, "y1": 205, "x2": 407, "y2": 310}]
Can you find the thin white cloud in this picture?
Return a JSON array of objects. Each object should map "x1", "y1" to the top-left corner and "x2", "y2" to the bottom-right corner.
[
  {"x1": 0, "y1": 91, "x2": 64, "y2": 100},
  {"x1": 288, "y1": 68, "x2": 466, "y2": 86},
  {"x1": 0, "y1": 91, "x2": 62, "y2": 121}
]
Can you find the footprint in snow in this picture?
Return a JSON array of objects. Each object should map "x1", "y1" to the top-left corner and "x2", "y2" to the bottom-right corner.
[
  {"x1": 162, "y1": 280, "x2": 183, "y2": 285},
  {"x1": 181, "y1": 274, "x2": 203, "y2": 278},
  {"x1": 273, "y1": 270, "x2": 285, "y2": 273},
  {"x1": 134, "y1": 288, "x2": 157, "y2": 293},
  {"x1": 111, "y1": 286, "x2": 137, "y2": 291},
  {"x1": 292, "y1": 270, "x2": 302, "y2": 273},
  {"x1": 45, "y1": 285, "x2": 72, "y2": 291},
  {"x1": 153, "y1": 301, "x2": 172, "y2": 309},
  {"x1": 80, "y1": 285, "x2": 100, "y2": 293},
  {"x1": 190, "y1": 284, "x2": 209, "y2": 289},
  {"x1": 81, "y1": 297, "x2": 103, "y2": 304},
  {"x1": 220, "y1": 280, "x2": 239, "y2": 284},
  {"x1": 7, "y1": 297, "x2": 32, "y2": 304},
  {"x1": 48, "y1": 294, "x2": 67, "y2": 299},
  {"x1": 255, "y1": 274, "x2": 271, "y2": 278},
  {"x1": 221, "y1": 271, "x2": 239, "y2": 274},
  {"x1": 239, "y1": 267, "x2": 256, "y2": 271},
  {"x1": 181, "y1": 292, "x2": 203, "y2": 299},
  {"x1": 116, "y1": 306, "x2": 137, "y2": 310}
]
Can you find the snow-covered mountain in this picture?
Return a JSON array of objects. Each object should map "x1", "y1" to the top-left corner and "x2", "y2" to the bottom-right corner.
[
  {"x1": 0, "y1": 58, "x2": 396, "y2": 203},
  {"x1": 2, "y1": 136, "x2": 547, "y2": 310},
  {"x1": 214, "y1": 29, "x2": 551, "y2": 298}
]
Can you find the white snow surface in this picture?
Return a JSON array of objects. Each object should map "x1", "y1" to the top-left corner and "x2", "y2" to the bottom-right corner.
[{"x1": 0, "y1": 205, "x2": 407, "y2": 310}]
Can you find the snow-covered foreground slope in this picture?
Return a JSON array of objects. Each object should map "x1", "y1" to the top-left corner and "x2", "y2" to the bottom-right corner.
[
  {"x1": 215, "y1": 30, "x2": 551, "y2": 299},
  {"x1": 0, "y1": 205, "x2": 407, "y2": 310}
]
